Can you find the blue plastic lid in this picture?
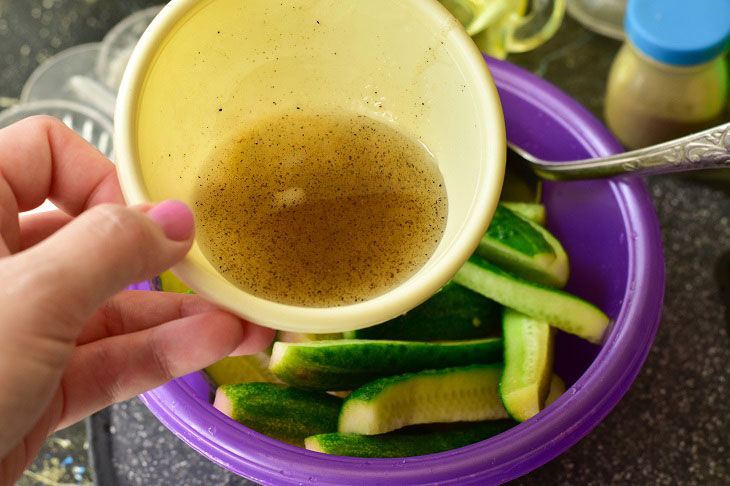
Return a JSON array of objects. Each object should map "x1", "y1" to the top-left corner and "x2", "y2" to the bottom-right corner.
[{"x1": 625, "y1": 0, "x2": 730, "y2": 65}]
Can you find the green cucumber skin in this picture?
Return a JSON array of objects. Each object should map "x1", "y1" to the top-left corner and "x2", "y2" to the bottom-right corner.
[
  {"x1": 453, "y1": 254, "x2": 609, "y2": 344},
  {"x1": 345, "y1": 282, "x2": 501, "y2": 341},
  {"x1": 499, "y1": 309, "x2": 555, "y2": 422},
  {"x1": 222, "y1": 383, "x2": 341, "y2": 446},
  {"x1": 500, "y1": 202, "x2": 546, "y2": 225},
  {"x1": 269, "y1": 338, "x2": 503, "y2": 391},
  {"x1": 485, "y1": 205, "x2": 554, "y2": 257},
  {"x1": 523, "y1": 217, "x2": 570, "y2": 288},
  {"x1": 477, "y1": 205, "x2": 569, "y2": 288},
  {"x1": 305, "y1": 420, "x2": 516, "y2": 458},
  {"x1": 345, "y1": 364, "x2": 497, "y2": 402}
]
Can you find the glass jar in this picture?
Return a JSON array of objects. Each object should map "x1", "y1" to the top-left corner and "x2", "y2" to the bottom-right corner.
[{"x1": 604, "y1": 0, "x2": 730, "y2": 150}]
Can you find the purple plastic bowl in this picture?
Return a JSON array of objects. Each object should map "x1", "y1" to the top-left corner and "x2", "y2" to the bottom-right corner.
[{"x1": 136, "y1": 57, "x2": 665, "y2": 485}]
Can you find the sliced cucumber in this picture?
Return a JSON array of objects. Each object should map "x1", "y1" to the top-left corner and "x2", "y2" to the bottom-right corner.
[
  {"x1": 500, "y1": 202, "x2": 546, "y2": 226},
  {"x1": 269, "y1": 338, "x2": 502, "y2": 391},
  {"x1": 338, "y1": 364, "x2": 508, "y2": 435},
  {"x1": 158, "y1": 270, "x2": 193, "y2": 293},
  {"x1": 204, "y1": 353, "x2": 278, "y2": 386},
  {"x1": 344, "y1": 281, "x2": 501, "y2": 341},
  {"x1": 545, "y1": 373, "x2": 566, "y2": 407},
  {"x1": 477, "y1": 204, "x2": 568, "y2": 288},
  {"x1": 499, "y1": 309, "x2": 555, "y2": 422},
  {"x1": 453, "y1": 254, "x2": 609, "y2": 344},
  {"x1": 305, "y1": 420, "x2": 515, "y2": 458},
  {"x1": 214, "y1": 383, "x2": 341, "y2": 447}
]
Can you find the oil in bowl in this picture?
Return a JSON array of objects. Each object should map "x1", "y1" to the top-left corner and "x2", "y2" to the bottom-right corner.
[{"x1": 193, "y1": 111, "x2": 448, "y2": 307}]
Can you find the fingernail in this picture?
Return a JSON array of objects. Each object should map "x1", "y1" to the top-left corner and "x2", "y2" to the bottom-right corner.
[{"x1": 147, "y1": 200, "x2": 195, "y2": 241}]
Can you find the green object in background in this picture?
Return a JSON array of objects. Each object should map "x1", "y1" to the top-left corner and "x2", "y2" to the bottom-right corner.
[
  {"x1": 501, "y1": 148, "x2": 543, "y2": 202},
  {"x1": 438, "y1": 0, "x2": 566, "y2": 59}
]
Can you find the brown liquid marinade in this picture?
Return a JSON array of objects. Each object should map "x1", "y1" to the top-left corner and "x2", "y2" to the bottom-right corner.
[{"x1": 194, "y1": 111, "x2": 448, "y2": 307}]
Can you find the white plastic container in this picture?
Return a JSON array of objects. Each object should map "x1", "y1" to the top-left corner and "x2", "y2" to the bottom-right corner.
[{"x1": 114, "y1": 0, "x2": 506, "y2": 333}]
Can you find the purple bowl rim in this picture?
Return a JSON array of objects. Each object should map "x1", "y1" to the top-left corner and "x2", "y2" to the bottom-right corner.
[{"x1": 137, "y1": 57, "x2": 665, "y2": 485}]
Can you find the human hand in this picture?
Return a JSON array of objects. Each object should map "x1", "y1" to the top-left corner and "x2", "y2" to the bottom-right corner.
[{"x1": 0, "y1": 116, "x2": 275, "y2": 485}]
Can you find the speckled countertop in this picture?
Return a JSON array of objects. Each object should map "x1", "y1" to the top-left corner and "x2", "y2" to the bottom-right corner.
[{"x1": 1, "y1": 1, "x2": 729, "y2": 485}]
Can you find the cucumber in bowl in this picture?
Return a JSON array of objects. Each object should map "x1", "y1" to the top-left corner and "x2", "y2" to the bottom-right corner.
[
  {"x1": 499, "y1": 309, "x2": 555, "y2": 422},
  {"x1": 344, "y1": 281, "x2": 501, "y2": 341},
  {"x1": 305, "y1": 420, "x2": 516, "y2": 458},
  {"x1": 269, "y1": 338, "x2": 503, "y2": 391},
  {"x1": 337, "y1": 364, "x2": 509, "y2": 435},
  {"x1": 214, "y1": 383, "x2": 342, "y2": 447},
  {"x1": 477, "y1": 204, "x2": 569, "y2": 288},
  {"x1": 454, "y1": 254, "x2": 609, "y2": 344},
  {"x1": 500, "y1": 202, "x2": 546, "y2": 225},
  {"x1": 158, "y1": 194, "x2": 610, "y2": 459}
]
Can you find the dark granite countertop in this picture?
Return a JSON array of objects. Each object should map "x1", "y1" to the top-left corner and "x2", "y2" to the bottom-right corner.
[{"x1": 1, "y1": 1, "x2": 729, "y2": 485}]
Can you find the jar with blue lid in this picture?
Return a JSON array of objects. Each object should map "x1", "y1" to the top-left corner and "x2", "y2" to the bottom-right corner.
[{"x1": 604, "y1": 0, "x2": 730, "y2": 149}]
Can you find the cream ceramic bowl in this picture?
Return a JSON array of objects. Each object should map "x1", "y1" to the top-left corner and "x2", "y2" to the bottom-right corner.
[{"x1": 114, "y1": 0, "x2": 505, "y2": 333}]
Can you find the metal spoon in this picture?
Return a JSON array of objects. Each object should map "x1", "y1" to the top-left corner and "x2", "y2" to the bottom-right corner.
[{"x1": 508, "y1": 121, "x2": 730, "y2": 180}]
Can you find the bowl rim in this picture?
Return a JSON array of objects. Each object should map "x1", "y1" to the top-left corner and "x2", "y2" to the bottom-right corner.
[
  {"x1": 138, "y1": 56, "x2": 665, "y2": 485},
  {"x1": 113, "y1": 0, "x2": 506, "y2": 333}
]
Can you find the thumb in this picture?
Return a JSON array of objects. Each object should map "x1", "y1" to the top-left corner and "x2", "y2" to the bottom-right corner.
[{"x1": 2, "y1": 200, "x2": 195, "y2": 343}]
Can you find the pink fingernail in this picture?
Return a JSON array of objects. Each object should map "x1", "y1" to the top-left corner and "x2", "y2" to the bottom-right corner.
[{"x1": 147, "y1": 200, "x2": 195, "y2": 241}]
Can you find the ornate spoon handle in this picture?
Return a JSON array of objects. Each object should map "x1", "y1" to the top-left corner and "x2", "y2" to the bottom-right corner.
[{"x1": 522, "y1": 122, "x2": 730, "y2": 180}]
